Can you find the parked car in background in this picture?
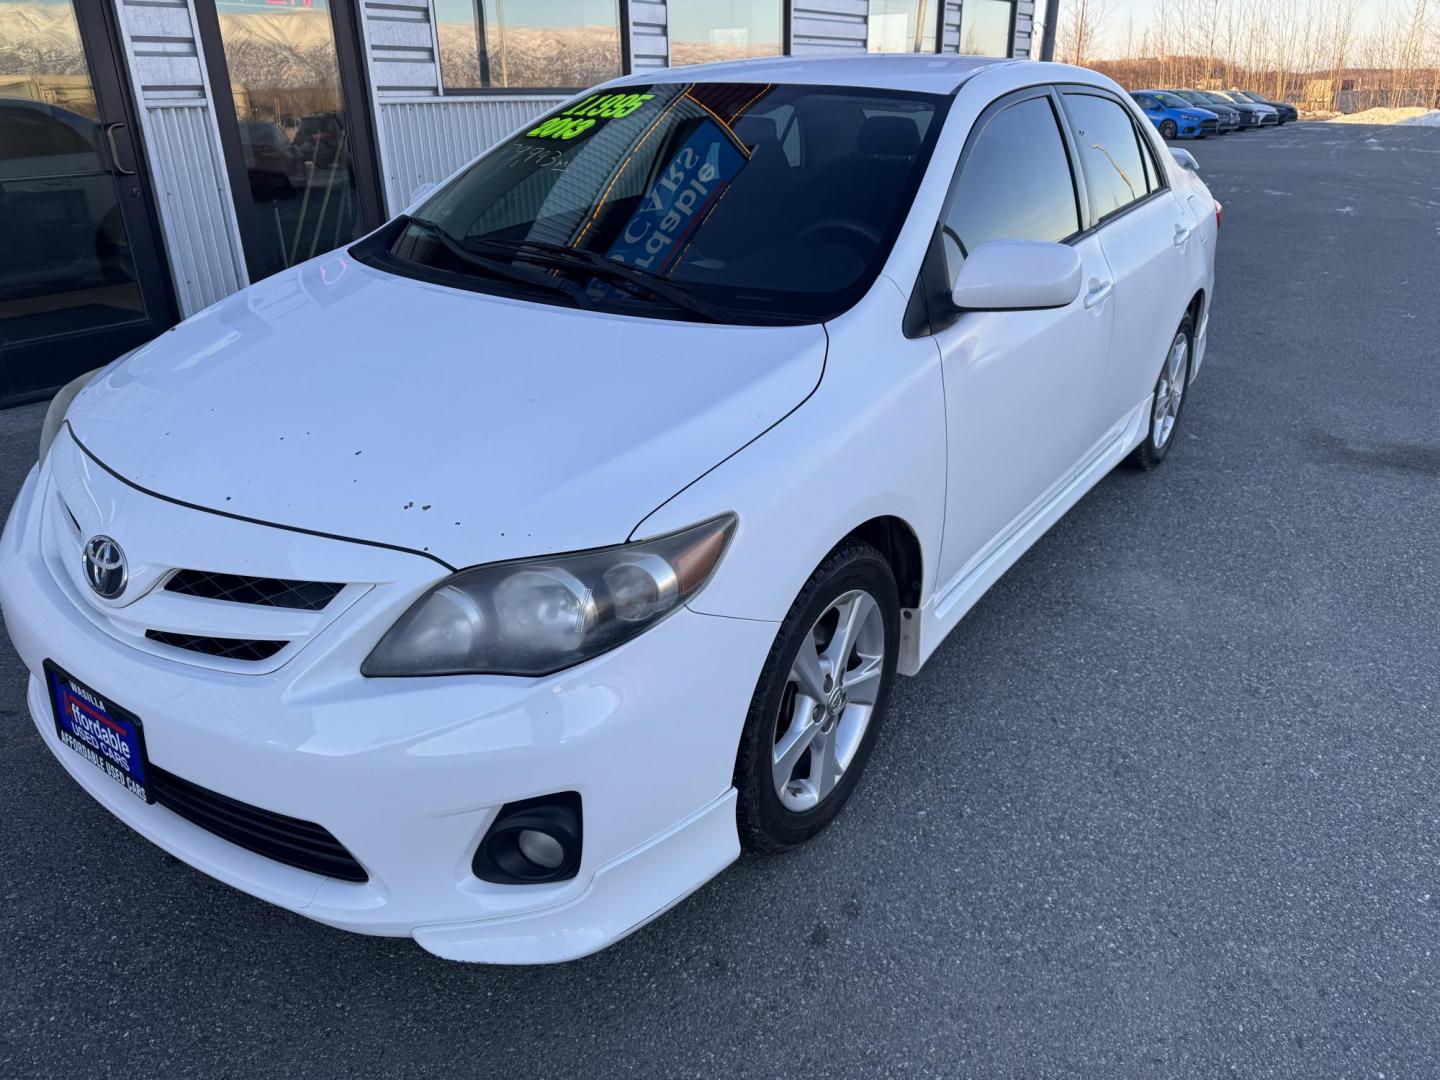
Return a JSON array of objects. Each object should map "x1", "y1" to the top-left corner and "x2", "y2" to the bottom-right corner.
[
  {"x1": 1131, "y1": 90, "x2": 1220, "y2": 139},
  {"x1": 1231, "y1": 90, "x2": 1298, "y2": 124},
  {"x1": 6, "y1": 56, "x2": 1218, "y2": 964},
  {"x1": 1170, "y1": 89, "x2": 1241, "y2": 132},
  {"x1": 1205, "y1": 90, "x2": 1278, "y2": 127},
  {"x1": 0, "y1": 99, "x2": 133, "y2": 304},
  {"x1": 237, "y1": 121, "x2": 303, "y2": 198}
]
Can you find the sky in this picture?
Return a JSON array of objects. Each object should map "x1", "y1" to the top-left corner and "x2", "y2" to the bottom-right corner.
[{"x1": 1073, "y1": 0, "x2": 1391, "y2": 58}]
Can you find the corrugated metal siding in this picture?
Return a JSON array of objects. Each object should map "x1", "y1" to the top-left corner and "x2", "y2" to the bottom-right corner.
[
  {"x1": 629, "y1": 0, "x2": 670, "y2": 69},
  {"x1": 791, "y1": 0, "x2": 869, "y2": 53},
  {"x1": 1012, "y1": 0, "x2": 1035, "y2": 58},
  {"x1": 144, "y1": 105, "x2": 246, "y2": 309},
  {"x1": 377, "y1": 97, "x2": 566, "y2": 211},
  {"x1": 111, "y1": 0, "x2": 247, "y2": 315}
]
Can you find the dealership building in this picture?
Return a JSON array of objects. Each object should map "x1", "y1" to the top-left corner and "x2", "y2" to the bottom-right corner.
[{"x1": 0, "y1": 0, "x2": 1037, "y2": 403}]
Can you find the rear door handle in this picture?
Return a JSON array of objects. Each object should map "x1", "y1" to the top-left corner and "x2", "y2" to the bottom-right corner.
[
  {"x1": 104, "y1": 122, "x2": 136, "y2": 176},
  {"x1": 1083, "y1": 278, "x2": 1114, "y2": 310}
]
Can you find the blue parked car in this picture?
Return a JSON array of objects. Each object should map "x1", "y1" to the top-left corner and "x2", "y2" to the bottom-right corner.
[{"x1": 1130, "y1": 90, "x2": 1221, "y2": 140}]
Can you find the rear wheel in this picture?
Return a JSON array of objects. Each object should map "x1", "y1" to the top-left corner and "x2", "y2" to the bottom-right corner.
[
  {"x1": 1125, "y1": 314, "x2": 1193, "y2": 471},
  {"x1": 734, "y1": 541, "x2": 899, "y2": 853},
  {"x1": 1160, "y1": 120, "x2": 1178, "y2": 139}
]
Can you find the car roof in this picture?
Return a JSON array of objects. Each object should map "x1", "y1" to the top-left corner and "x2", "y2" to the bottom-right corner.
[{"x1": 608, "y1": 53, "x2": 1019, "y2": 95}]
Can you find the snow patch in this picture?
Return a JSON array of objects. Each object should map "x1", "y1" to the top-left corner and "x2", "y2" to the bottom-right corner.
[
  {"x1": 1398, "y1": 110, "x2": 1440, "y2": 128},
  {"x1": 1330, "y1": 107, "x2": 1432, "y2": 125}
]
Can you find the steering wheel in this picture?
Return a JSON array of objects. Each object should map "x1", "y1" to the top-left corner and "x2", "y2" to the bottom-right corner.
[{"x1": 796, "y1": 219, "x2": 883, "y2": 252}]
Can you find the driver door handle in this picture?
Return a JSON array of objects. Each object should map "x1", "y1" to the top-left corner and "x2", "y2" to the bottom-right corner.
[
  {"x1": 1083, "y1": 278, "x2": 1114, "y2": 310},
  {"x1": 104, "y1": 122, "x2": 136, "y2": 176}
]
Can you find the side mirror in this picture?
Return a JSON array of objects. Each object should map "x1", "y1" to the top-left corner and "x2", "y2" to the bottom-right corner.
[
  {"x1": 1169, "y1": 147, "x2": 1200, "y2": 173},
  {"x1": 409, "y1": 181, "x2": 438, "y2": 206},
  {"x1": 950, "y1": 240, "x2": 1083, "y2": 313}
]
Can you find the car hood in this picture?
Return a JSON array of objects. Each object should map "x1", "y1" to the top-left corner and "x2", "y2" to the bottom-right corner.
[{"x1": 68, "y1": 253, "x2": 826, "y2": 569}]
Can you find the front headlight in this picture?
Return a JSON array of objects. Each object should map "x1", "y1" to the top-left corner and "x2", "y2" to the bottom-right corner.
[
  {"x1": 38, "y1": 367, "x2": 101, "y2": 464},
  {"x1": 362, "y1": 514, "x2": 736, "y2": 677}
]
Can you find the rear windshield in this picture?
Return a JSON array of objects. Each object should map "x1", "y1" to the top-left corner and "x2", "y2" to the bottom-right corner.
[{"x1": 353, "y1": 82, "x2": 947, "y2": 325}]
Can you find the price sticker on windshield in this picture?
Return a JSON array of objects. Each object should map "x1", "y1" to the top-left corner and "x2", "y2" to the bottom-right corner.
[{"x1": 526, "y1": 93, "x2": 656, "y2": 141}]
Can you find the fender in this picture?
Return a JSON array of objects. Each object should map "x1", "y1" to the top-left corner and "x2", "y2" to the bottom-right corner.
[{"x1": 631, "y1": 283, "x2": 947, "y2": 672}]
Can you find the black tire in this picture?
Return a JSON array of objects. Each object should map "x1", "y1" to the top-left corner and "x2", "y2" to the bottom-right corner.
[
  {"x1": 734, "y1": 540, "x2": 900, "y2": 853},
  {"x1": 1125, "y1": 313, "x2": 1195, "y2": 471},
  {"x1": 1159, "y1": 120, "x2": 1178, "y2": 140}
]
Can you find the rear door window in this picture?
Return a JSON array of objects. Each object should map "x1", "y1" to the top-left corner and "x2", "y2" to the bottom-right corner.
[{"x1": 1062, "y1": 92, "x2": 1151, "y2": 221}]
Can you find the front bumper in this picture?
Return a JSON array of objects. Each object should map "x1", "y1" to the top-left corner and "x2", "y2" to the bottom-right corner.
[{"x1": 1, "y1": 455, "x2": 776, "y2": 963}]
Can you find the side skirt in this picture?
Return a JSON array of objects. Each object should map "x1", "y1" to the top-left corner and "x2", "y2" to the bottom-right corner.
[{"x1": 904, "y1": 395, "x2": 1152, "y2": 674}]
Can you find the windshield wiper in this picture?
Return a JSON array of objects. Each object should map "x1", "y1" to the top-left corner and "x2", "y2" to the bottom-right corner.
[
  {"x1": 397, "y1": 218, "x2": 596, "y2": 310},
  {"x1": 466, "y1": 237, "x2": 728, "y2": 324}
]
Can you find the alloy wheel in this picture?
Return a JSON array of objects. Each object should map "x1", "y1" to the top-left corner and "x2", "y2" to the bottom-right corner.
[
  {"x1": 771, "y1": 589, "x2": 886, "y2": 812},
  {"x1": 1152, "y1": 331, "x2": 1190, "y2": 449}
]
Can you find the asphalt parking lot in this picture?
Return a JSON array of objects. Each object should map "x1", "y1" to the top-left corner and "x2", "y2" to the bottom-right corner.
[{"x1": 3, "y1": 121, "x2": 1439, "y2": 1079}]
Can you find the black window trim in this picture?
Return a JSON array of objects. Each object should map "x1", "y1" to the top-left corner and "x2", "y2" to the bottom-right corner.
[
  {"x1": 1054, "y1": 84, "x2": 1172, "y2": 238},
  {"x1": 904, "y1": 83, "x2": 1087, "y2": 338}
]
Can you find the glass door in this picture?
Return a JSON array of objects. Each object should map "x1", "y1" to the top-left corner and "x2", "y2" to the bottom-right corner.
[
  {"x1": 0, "y1": 0, "x2": 176, "y2": 404},
  {"x1": 194, "y1": 0, "x2": 384, "y2": 283}
]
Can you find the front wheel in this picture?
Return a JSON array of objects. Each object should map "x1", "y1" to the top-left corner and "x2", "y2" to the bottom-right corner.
[
  {"x1": 1125, "y1": 314, "x2": 1194, "y2": 471},
  {"x1": 734, "y1": 541, "x2": 900, "y2": 852},
  {"x1": 1159, "y1": 120, "x2": 1178, "y2": 139}
]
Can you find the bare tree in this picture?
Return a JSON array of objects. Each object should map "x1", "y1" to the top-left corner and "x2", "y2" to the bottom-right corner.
[{"x1": 1056, "y1": 0, "x2": 1116, "y2": 67}]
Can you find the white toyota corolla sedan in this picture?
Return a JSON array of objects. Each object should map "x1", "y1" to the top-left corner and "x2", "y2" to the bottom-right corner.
[{"x1": 1, "y1": 55, "x2": 1216, "y2": 963}]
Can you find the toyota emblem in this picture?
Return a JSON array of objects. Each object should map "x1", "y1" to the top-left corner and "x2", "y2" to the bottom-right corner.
[{"x1": 82, "y1": 535, "x2": 128, "y2": 600}]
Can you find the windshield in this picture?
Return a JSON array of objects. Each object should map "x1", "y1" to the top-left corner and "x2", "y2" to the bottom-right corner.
[
  {"x1": 352, "y1": 82, "x2": 946, "y2": 325},
  {"x1": 1153, "y1": 92, "x2": 1191, "y2": 109},
  {"x1": 1207, "y1": 92, "x2": 1238, "y2": 104}
]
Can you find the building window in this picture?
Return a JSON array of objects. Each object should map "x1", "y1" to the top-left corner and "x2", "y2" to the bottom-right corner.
[
  {"x1": 437, "y1": 0, "x2": 622, "y2": 92},
  {"x1": 958, "y1": 0, "x2": 1014, "y2": 57},
  {"x1": 212, "y1": 0, "x2": 367, "y2": 280},
  {"x1": 867, "y1": 0, "x2": 936, "y2": 53},
  {"x1": 668, "y1": 1, "x2": 784, "y2": 67}
]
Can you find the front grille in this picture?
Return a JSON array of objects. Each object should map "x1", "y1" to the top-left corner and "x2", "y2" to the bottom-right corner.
[
  {"x1": 146, "y1": 630, "x2": 287, "y2": 662},
  {"x1": 149, "y1": 764, "x2": 368, "y2": 882},
  {"x1": 165, "y1": 569, "x2": 343, "y2": 612}
]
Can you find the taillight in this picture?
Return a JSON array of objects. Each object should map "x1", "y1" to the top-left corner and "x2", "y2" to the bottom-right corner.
[{"x1": 1214, "y1": 200, "x2": 1223, "y2": 229}]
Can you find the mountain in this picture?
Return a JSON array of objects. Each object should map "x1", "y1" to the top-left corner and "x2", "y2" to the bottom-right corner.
[
  {"x1": 0, "y1": 5, "x2": 340, "y2": 89},
  {"x1": 0, "y1": 3, "x2": 86, "y2": 76}
]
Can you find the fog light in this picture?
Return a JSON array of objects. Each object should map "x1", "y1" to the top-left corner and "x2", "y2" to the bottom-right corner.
[
  {"x1": 473, "y1": 792, "x2": 582, "y2": 884},
  {"x1": 517, "y1": 828, "x2": 565, "y2": 870}
]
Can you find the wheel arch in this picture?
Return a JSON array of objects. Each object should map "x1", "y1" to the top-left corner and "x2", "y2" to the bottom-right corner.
[
  {"x1": 842, "y1": 515, "x2": 923, "y2": 611},
  {"x1": 837, "y1": 515, "x2": 925, "y2": 675},
  {"x1": 1184, "y1": 288, "x2": 1206, "y2": 382},
  {"x1": 1186, "y1": 287, "x2": 1206, "y2": 330}
]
